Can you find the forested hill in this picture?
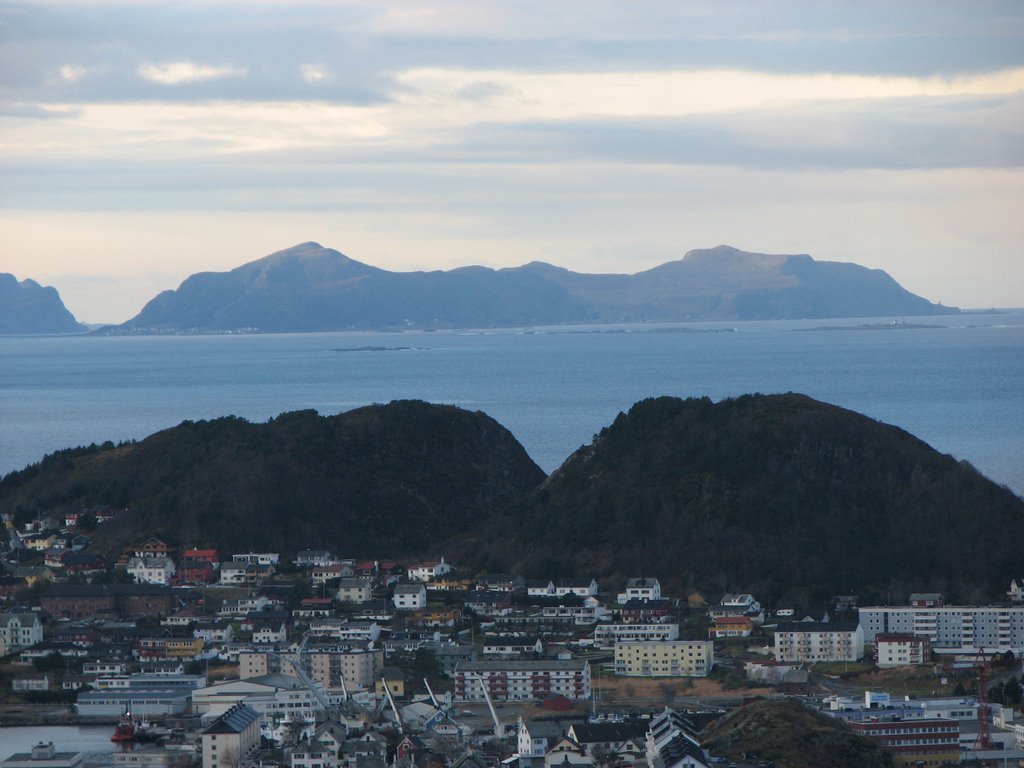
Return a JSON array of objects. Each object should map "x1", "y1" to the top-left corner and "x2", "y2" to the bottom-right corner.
[
  {"x1": 3, "y1": 394, "x2": 1021, "y2": 604},
  {"x1": 465, "y1": 394, "x2": 1024, "y2": 605},
  {"x1": 0, "y1": 401, "x2": 545, "y2": 557}
]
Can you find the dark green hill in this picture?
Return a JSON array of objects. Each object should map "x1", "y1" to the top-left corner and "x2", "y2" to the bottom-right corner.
[
  {"x1": 0, "y1": 401, "x2": 545, "y2": 557},
  {"x1": 3, "y1": 395, "x2": 1020, "y2": 604},
  {"x1": 701, "y1": 700, "x2": 893, "y2": 768},
  {"x1": 466, "y1": 394, "x2": 1024, "y2": 604}
]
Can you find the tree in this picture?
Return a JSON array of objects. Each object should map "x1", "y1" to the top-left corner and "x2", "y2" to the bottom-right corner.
[{"x1": 1004, "y1": 676, "x2": 1022, "y2": 706}]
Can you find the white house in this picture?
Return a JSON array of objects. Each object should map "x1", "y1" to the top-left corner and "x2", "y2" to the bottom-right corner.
[
  {"x1": 617, "y1": 578, "x2": 662, "y2": 605},
  {"x1": 126, "y1": 557, "x2": 176, "y2": 585},
  {"x1": 709, "y1": 593, "x2": 763, "y2": 622},
  {"x1": 407, "y1": 558, "x2": 454, "y2": 583},
  {"x1": 526, "y1": 580, "x2": 556, "y2": 598},
  {"x1": 555, "y1": 578, "x2": 599, "y2": 598},
  {"x1": 393, "y1": 584, "x2": 427, "y2": 610},
  {"x1": 0, "y1": 612, "x2": 44, "y2": 651}
]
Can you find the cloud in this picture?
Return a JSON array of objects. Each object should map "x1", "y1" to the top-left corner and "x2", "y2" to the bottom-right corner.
[
  {"x1": 59, "y1": 64, "x2": 87, "y2": 82},
  {"x1": 300, "y1": 64, "x2": 330, "y2": 83},
  {"x1": 137, "y1": 61, "x2": 247, "y2": 85}
]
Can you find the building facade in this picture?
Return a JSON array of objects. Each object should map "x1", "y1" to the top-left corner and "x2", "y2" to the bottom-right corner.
[
  {"x1": 773, "y1": 622, "x2": 864, "y2": 662},
  {"x1": 455, "y1": 659, "x2": 591, "y2": 702},
  {"x1": 859, "y1": 605, "x2": 1024, "y2": 652},
  {"x1": 614, "y1": 640, "x2": 714, "y2": 677}
]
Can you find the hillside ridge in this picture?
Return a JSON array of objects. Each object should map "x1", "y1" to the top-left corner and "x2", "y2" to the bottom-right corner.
[{"x1": 110, "y1": 243, "x2": 957, "y2": 332}]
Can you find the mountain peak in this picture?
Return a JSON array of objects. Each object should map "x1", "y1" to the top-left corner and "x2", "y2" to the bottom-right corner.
[
  {"x1": 115, "y1": 242, "x2": 957, "y2": 333},
  {"x1": 0, "y1": 273, "x2": 85, "y2": 335}
]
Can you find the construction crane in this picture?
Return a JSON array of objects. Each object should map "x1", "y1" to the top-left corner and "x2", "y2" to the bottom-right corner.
[
  {"x1": 382, "y1": 675, "x2": 404, "y2": 734},
  {"x1": 472, "y1": 673, "x2": 506, "y2": 737},
  {"x1": 974, "y1": 647, "x2": 994, "y2": 751},
  {"x1": 423, "y1": 677, "x2": 440, "y2": 708}
]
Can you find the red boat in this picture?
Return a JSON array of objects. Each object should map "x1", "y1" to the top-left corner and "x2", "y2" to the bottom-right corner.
[{"x1": 111, "y1": 710, "x2": 140, "y2": 742}]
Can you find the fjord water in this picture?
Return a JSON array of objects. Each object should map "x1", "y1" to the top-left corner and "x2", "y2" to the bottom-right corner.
[{"x1": 1, "y1": 313, "x2": 1022, "y2": 496}]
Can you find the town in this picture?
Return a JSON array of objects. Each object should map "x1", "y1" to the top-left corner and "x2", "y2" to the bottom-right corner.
[{"x1": 3, "y1": 508, "x2": 1024, "y2": 768}]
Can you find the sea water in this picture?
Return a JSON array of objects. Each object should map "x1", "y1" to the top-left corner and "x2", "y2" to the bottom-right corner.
[{"x1": 1, "y1": 313, "x2": 1022, "y2": 496}]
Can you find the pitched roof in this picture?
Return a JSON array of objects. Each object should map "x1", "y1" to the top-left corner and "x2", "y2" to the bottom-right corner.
[{"x1": 203, "y1": 703, "x2": 260, "y2": 734}]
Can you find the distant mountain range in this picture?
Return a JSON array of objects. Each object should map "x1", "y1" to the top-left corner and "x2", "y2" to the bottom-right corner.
[
  {"x1": 3, "y1": 394, "x2": 1019, "y2": 604},
  {"x1": 109, "y1": 242, "x2": 957, "y2": 333},
  {"x1": 0, "y1": 273, "x2": 86, "y2": 335}
]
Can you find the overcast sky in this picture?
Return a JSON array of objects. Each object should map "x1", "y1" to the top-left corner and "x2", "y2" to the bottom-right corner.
[{"x1": 2, "y1": 1, "x2": 1022, "y2": 323}]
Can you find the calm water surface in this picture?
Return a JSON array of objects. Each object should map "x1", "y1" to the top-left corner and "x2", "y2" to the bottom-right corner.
[{"x1": 1, "y1": 313, "x2": 1021, "y2": 495}]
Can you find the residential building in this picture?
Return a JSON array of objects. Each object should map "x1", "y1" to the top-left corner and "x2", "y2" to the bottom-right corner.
[
  {"x1": 708, "y1": 616, "x2": 753, "y2": 638},
  {"x1": 131, "y1": 538, "x2": 174, "y2": 559},
  {"x1": 482, "y1": 636, "x2": 543, "y2": 657},
  {"x1": 708, "y1": 594, "x2": 763, "y2": 623},
  {"x1": 544, "y1": 737, "x2": 591, "y2": 768},
  {"x1": 540, "y1": 602, "x2": 607, "y2": 625},
  {"x1": 232, "y1": 553, "x2": 279, "y2": 566},
  {"x1": 876, "y1": 633, "x2": 930, "y2": 668},
  {"x1": 127, "y1": 557, "x2": 176, "y2": 585},
  {"x1": 617, "y1": 578, "x2": 662, "y2": 605},
  {"x1": 306, "y1": 619, "x2": 380, "y2": 643},
  {"x1": 859, "y1": 605, "x2": 1024, "y2": 653},
  {"x1": 336, "y1": 578, "x2": 373, "y2": 604},
  {"x1": 455, "y1": 659, "x2": 591, "y2": 702},
  {"x1": 773, "y1": 621, "x2": 864, "y2": 662},
  {"x1": 12, "y1": 675, "x2": 49, "y2": 691},
  {"x1": 312, "y1": 564, "x2": 354, "y2": 584},
  {"x1": 289, "y1": 738, "x2": 338, "y2": 768},
  {"x1": 466, "y1": 590, "x2": 513, "y2": 616},
  {"x1": 407, "y1": 557, "x2": 454, "y2": 583},
  {"x1": 0, "y1": 612, "x2": 43, "y2": 651},
  {"x1": 645, "y1": 709, "x2": 709, "y2": 768},
  {"x1": 594, "y1": 623, "x2": 679, "y2": 648},
  {"x1": 201, "y1": 703, "x2": 261, "y2": 768},
  {"x1": 1008, "y1": 579, "x2": 1024, "y2": 603},
  {"x1": 555, "y1": 578, "x2": 599, "y2": 598},
  {"x1": 567, "y1": 721, "x2": 648, "y2": 766},
  {"x1": 614, "y1": 640, "x2": 714, "y2": 677},
  {"x1": 294, "y1": 550, "x2": 335, "y2": 568},
  {"x1": 392, "y1": 584, "x2": 427, "y2": 611},
  {"x1": 526, "y1": 580, "x2": 556, "y2": 598},
  {"x1": 620, "y1": 599, "x2": 673, "y2": 624},
  {"x1": 182, "y1": 548, "x2": 219, "y2": 564},
  {"x1": 909, "y1": 593, "x2": 944, "y2": 608}
]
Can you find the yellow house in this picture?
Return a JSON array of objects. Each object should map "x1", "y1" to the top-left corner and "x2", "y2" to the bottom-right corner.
[
  {"x1": 375, "y1": 667, "x2": 405, "y2": 698},
  {"x1": 23, "y1": 534, "x2": 58, "y2": 551}
]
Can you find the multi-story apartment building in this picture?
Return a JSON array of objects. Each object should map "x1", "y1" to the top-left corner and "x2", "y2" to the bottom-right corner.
[
  {"x1": 455, "y1": 659, "x2": 591, "y2": 702},
  {"x1": 201, "y1": 703, "x2": 261, "y2": 768},
  {"x1": 875, "y1": 633, "x2": 930, "y2": 668},
  {"x1": 593, "y1": 623, "x2": 680, "y2": 648},
  {"x1": 613, "y1": 640, "x2": 714, "y2": 678},
  {"x1": 240, "y1": 646, "x2": 383, "y2": 692},
  {"x1": 773, "y1": 621, "x2": 864, "y2": 662},
  {"x1": 859, "y1": 605, "x2": 1024, "y2": 653}
]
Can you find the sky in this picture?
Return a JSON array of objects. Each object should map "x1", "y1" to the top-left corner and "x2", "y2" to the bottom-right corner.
[{"x1": 1, "y1": 1, "x2": 1023, "y2": 323}]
